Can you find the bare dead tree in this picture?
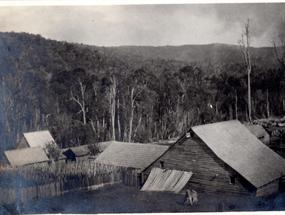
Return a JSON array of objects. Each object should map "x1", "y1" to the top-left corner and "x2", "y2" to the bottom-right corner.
[
  {"x1": 109, "y1": 75, "x2": 117, "y2": 141},
  {"x1": 239, "y1": 19, "x2": 252, "y2": 122},
  {"x1": 128, "y1": 87, "x2": 144, "y2": 143},
  {"x1": 70, "y1": 79, "x2": 87, "y2": 125}
]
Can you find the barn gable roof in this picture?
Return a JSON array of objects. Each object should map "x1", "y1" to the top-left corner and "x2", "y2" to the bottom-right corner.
[
  {"x1": 23, "y1": 130, "x2": 55, "y2": 148},
  {"x1": 95, "y1": 142, "x2": 169, "y2": 171},
  {"x1": 4, "y1": 147, "x2": 49, "y2": 167},
  {"x1": 192, "y1": 120, "x2": 285, "y2": 188}
]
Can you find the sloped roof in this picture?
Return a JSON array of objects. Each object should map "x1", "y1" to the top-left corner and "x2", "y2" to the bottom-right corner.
[
  {"x1": 23, "y1": 130, "x2": 55, "y2": 148},
  {"x1": 59, "y1": 141, "x2": 122, "y2": 160},
  {"x1": 192, "y1": 120, "x2": 285, "y2": 188},
  {"x1": 4, "y1": 147, "x2": 49, "y2": 167},
  {"x1": 96, "y1": 140, "x2": 125, "y2": 152},
  {"x1": 141, "y1": 167, "x2": 193, "y2": 193},
  {"x1": 95, "y1": 142, "x2": 169, "y2": 171},
  {"x1": 67, "y1": 145, "x2": 90, "y2": 157}
]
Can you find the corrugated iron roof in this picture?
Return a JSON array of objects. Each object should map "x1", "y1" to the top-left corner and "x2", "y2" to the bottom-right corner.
[
  {"x1": 4, "y1": 147, "x2": 49, "y2": 167},
  {"x1": 95, "y1": 142, "x2": 169, "y2": 171},
  {"x1": 23, "y1": 130, "x2": 55, "y2": 148},
  {"x1": 192, "y1": 120, "x2": 285, "y2": 188}
]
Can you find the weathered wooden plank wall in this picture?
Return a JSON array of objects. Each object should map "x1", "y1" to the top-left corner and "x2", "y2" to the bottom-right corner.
[{"x1": 143, "y1": 137, "x2": 255, "y2": 196}]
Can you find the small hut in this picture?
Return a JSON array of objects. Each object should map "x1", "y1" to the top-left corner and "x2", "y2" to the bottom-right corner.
[
  {"x1": 17, "y1": 130, "x2": 56, "y2": 149},
  {"x1": 61, "y1": 144, "x2": 90, "y2": 162},
  {"x1": 4, "y1": 147, "x2": 49, "y2": 167}
]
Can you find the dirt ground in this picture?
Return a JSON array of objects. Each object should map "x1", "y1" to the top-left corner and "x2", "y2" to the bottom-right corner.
[{"x1": 5, "y1": 184, "x2": 285, "y2": 214}]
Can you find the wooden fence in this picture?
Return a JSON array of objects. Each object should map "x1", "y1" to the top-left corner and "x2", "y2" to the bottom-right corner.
[{"x1": 0, "y1": 160, "x2": 140, "y2": 205}]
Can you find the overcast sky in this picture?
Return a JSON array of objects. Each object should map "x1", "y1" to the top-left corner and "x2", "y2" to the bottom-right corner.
[{"x1": 0, "y1": 3, "x2": 284, "y2": 47}]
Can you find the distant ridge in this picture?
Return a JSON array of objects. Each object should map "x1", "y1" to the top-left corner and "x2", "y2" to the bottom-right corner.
[{"x1": 0, "y1": 31, "x2": 278, "y2": 70}]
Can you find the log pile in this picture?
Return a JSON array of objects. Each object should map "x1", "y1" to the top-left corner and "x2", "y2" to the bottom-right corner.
[{"x1": 253, "y1": 116, "x2": 285, "y2": 128}]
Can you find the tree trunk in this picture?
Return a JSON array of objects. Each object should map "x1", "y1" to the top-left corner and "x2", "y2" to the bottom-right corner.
[
  {"x1": 109, "y1": 76, "x2": 117, "y2": 141},
  {"x1": 283, "y1": 99, "x2": 285, "y2": 114},
  {"x1": 229, "y1": 105, "x2": 233, "y2": 120},
  {"x1": 90, "y1": 119, "x2": 96, "y2": 135},
  {"x1": 70, "y1": 80, "x2": 87, "y2": 125},
  {"x1": 240, "y1": 19, "x2": 252, "y2": 122},
  {"x1": 215, "y1": 102, "x2": 219, "y2": 116},
  {"x1": 133, "y1": 114, "x2": 142, "y2": 140},
  {"x1": 266, "y1": 88, "x2": 270, "y2": 118},
  {"x1": 128, "y1": 88, "x2": 135, "y2": 143},
  {"x1": 117, "y1": 97, "x2": 121, "y2": 141},
  {"x1": 235, "y1": 90, "x2": 238, "y2": 120},
  {"x1": 248, "y1": 68, "x2": 252, "y2": 122},
  {"x1": 79, "y1": 80, "x2": 87, "y2": 125}
]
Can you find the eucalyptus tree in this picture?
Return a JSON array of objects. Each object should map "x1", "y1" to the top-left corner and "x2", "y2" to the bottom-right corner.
[{"x1": 239, "y1": 19, "x2": 252, "y2": 122}]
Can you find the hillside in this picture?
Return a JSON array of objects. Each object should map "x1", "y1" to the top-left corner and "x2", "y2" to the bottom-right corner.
[
  {"x1": 0, "y1": 32, "x2": 283, "y2": 159},
  {"x1": 102, "y1": 44, "x2": 277, "y2": 69},
  {"x1": 0, "y1": 32, "x2": 277, "y2": 74}
]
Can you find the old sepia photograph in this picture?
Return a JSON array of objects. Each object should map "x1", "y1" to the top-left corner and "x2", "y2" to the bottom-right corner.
[{"x1": 0, "y1": 1, "x2": 285, "y2": 214}]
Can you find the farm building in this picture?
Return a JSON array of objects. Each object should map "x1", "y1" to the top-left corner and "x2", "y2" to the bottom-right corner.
[
  {"x1": 4, "y1": 147, "x2": 49, "y2": 167},
  {"x1": 59, "y1": 141, "x2": 122, "y2": 162},
  {"x1": 142, "y1": 120, "x2": 285, "y2": 197},
  {"x1": 17, "y1": 130, "x2": 56, "y2": 149},
  {"x1": 95, "y1": 142, "x2": 169, "y2": 186},
  {"x1": 61, "y1": 144, "x2": 90, "y2": 162}
]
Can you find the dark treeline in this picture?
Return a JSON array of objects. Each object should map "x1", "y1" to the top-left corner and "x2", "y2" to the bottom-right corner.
[{"x1": 0, "y1": 32, "x2": 285, "y2": 155}]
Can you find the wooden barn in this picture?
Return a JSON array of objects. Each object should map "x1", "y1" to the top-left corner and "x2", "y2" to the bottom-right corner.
[
  {"x1": 4, "y1": 147, "x2": 49, "y2": 167},
  {"x1": 142, "y1": 120, "x2": 285, "y2": 197},
  {"x1": 17, "y1": 130, "x2": 56, "y2": 149}
]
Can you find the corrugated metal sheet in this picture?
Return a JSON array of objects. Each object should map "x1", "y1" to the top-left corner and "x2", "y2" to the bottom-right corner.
[
  {"x1": 4, "y1": 147, "x2": 49, "y2": 167},
  {"x1": 141, "y1": 167, "x2": 192, "y2": 193},
  {"x1": 95, "y1": 142, "x2": 169, "y2": 171},
  {"x1": 192, "y1": 120, "x2": 285, "y2": 188},
  {"x1": 23, "y1": 130, "x2": 55, "y2": 148}
]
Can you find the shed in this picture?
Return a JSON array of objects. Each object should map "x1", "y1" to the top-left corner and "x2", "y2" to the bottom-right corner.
[
  {"x1": 95, "y1": 142, "x2": 169, "y2": 171},
  {"x1": 59, "y1": 141, "x2": 121, "y2": 161},
  {"x1": 4, "y1": 147, "x2": 49, "y2": 167},
  {"x1": 95, "y1": 142, "x2": 169, "y2": 187},
  {"x1": 17, "y1": 130, "x2": 55, "y2": 149},
  {"x1": 61, "y1": 144, "x2": 90, "y2": 161},
  {"x1": 143, "y1": 120, "x2": 285, "y2": 197}
]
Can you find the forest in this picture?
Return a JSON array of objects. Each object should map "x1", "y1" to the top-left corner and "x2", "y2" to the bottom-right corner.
[{"x1": 0, "y1": 31, "x2": 285, "y2": 157}]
